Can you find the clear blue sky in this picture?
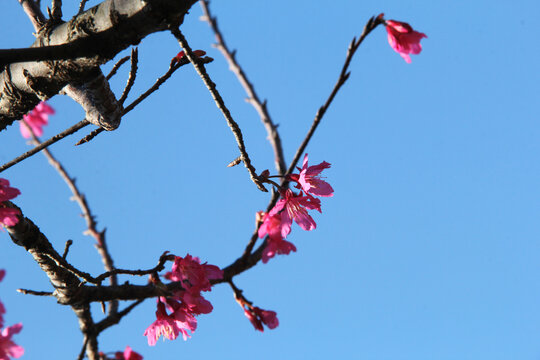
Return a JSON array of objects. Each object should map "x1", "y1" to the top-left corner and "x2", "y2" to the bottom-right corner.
[{"x1": 1, "y1": 1, "x2": 540, "y2": 359}]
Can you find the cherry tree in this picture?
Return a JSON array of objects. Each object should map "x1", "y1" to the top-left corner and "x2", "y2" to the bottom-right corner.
[{"x1": 0, "y1": 1, "x2": 425, "y2": 359}]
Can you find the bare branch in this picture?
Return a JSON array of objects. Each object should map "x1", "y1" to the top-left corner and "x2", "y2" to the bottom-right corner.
[
  {"x1": 118, "y1": 48, "x2": 139, "y2": 105},
  {"x1": 1, "y1": 0, "x2": 199, "y2": 131},
  {"x1": 286, "y1": 15, "x2": 383, "y2": 177},
  {"x1": 16, "y1": 288, "x2": 54, "y2": 296},
  {"x1": 18, "y1": 0, "x2": 46, "y2": 31},
  {"x1": 170, "y1": 27, "x2": 267, "y2": 192},
  {"x1": 0, "y1": 120, "x2": 89, "y2": 173},
  {"x1": 199, "y1": 0, "x2": 286, "y2": 176},
  {"x1": 76, "y1": 54, "x2": 214, "y2": 145},
  {"x1": 106, "y1": 56, "x2": 130, "y2": 81}
]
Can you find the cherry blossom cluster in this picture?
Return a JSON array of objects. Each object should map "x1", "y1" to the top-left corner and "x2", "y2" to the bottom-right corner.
[
  {"x1": 0, "y1": 270, "x2": 23, "y2": 360},
  {"x1": 19, "y1": 101, "x2": 55, "y2": 139},
  {"x1": 380, "y1": 14, "x2": 427, "y2": 63},
  {"x1": 0, "y1": 179, "x2": 20, "y2": 229},
  {"x1": 144, "y1": 254, "x2": 223, "y2": 345},
  {"x1": 258, "y1": 154, "x2": 334, "y2": 263}
]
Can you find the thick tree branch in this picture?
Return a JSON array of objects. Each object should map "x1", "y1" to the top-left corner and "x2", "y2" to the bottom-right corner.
[{"x1": 1, "y1": 0, "x2": 198, "y2": 131}]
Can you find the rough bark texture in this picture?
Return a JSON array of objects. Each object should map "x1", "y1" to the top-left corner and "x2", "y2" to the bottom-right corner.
[{"x1": 0, "y1": 0, "x2": 197, "y2": 131}]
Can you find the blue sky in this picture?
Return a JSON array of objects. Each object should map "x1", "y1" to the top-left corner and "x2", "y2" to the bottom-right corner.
[{"x1": 1, "y1": 0, "x2": 540, "y2": 359}]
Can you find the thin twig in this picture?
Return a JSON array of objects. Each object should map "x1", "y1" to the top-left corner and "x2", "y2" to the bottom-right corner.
[
  {"x1": 218, "y1": 16, "x2": 384, "y2": 279},
  {"x1": 94, "y1": 251, "x2": 172, "y2": 283},
  {"x1": 0, "y1": 120, "x2": 89, "y2": 173},
  {"x1": 95, "y1": 299, "x2": 144, "y2": 333},
  {"x1": 76, "y1": 55, "x2": 214, "y2": 145},
  {"x1": 76, "y1": 336, "x2": 89, "y2": 360},
  {"x1": 286, "y1": 15, "x2": 383, "y2": 178},
  {"x1": 16, "y1": 288, "x2": 54, "y2": 296},
  {"x1": 106, "y1": 56, "x2": 130, "y2": 80},
  {"x1": 18, "y1": 0, "x2": 46, "y2": 31},
  {"x1": 62, "y1": 239, "x2": 73, "y2": 259},
  {"x1": 199, "y1": 0, "x2": 286, "y2": 176},
  {"x1": 118, "y1": 48, "x2": 139, "y2": 105},
  {"x1": 50, "y1": 0, "x2": 62, "y2": 20},
  {"x1": 77, "y1": 0, "x2": 88, "y2": 15},
  {"x1": 170, "y1": 27, "x2": 267, "y2": 192}
]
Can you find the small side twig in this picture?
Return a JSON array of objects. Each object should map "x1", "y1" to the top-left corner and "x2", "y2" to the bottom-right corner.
[
  {"x1": 199, "y1": 0, "x2": 286, "y2": 176},
  {"x1": 106, "y1": 56, "x2": 131, "y2": 80},
  {"x1": 170, "y1": 27, "x2": 267, "y2": 192},
  {"x1": 0, "y1": 120, "x2": 89, "y2": 173},
  {"x1": 50, "y1": 0, "x2": 62, "y2": 21},
  {"x1": 286, "y1": 15, "x2": 383, "y2": 177},
  {"x1": 62, "y1": 239, "x2": 73, "y2": 259},
  {"x1": 76, "y1": 54, "x2": 214, "y2": 146},
  {"x1": 18, "y1": 0, "x2": 46, "y2": 31},
  {"x1": 118, "y1": 48, "x2": 139, "y2": 105},
  {"x1": 77, "y1": 0, "x2": 88, "y2": 15},
  {"x1": 95, "y1": 299, "x2": 144, "y2": 333},
  {"x1": 16, "y1": 288, "x2": 54, "y2": 296},
  {"x1": 94, "y1": 251, "x2": 172, "y2": 283}
]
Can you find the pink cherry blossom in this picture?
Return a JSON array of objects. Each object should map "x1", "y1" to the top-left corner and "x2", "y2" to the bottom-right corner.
[
  {"x1": 243, "y1": 306, "x2": 279, "y2": 332},
  {"x1": 262, "y1": 238, "x2": 297, "y2": 264},
  {"x1": 289, "y1": 154, "x2": 333, "y2": 198},
  {"x1": 258, "y1": 212, "x2": 285, "y2": 242},
  {"x1": 270, "y1": 189, "x2": 321, "y2": 238},
  {"x1": 115, "y1": 346, "x2": 143, "y2": 360},
  {"x1": 19, "y1": 101, "x2": 55, "y2": 138},
  {"x1": 0, "y1": 270, "x2": 5, "y2": 328},
  {"x1": 384, "y1": 17, "x2": 427, "y2": 63},
  {"x1": 0, "y1": 180, "x2": 20, "y2": 228},
  {"x1": 164, "y1": 254, "x2": 223, "y2": 294},
  {"x1": 0, "y1": 323, "x2": 24, "y2": 360},
  {"x1": 144, "y1": 302, "x2": 184, "y2": 345}
]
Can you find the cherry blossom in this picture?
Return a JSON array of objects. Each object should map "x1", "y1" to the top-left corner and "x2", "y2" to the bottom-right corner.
[
  {"x1": 164, "y1": 254, "x2": 223, "y2": 294},
  {"x1": 243, "y1": 306, "x2": 279, "y2": 332},
  {"x1": 383, "y1": 15, "x2": 427, "y2": 63},
  {"x1": 0, "y1": 270, "x2": 5, "y2": 328},
  {"x1": 144, "y1": 301, "x2": 188, "y2": 345},
  {"x1": 262, "y1": 238, "x2": 297, "y2": 264},
  {"x1": 19, "y1": 101, "x2": 55, "y2": 138},
  {"x1": 0, "y1": 180, "x2": 20, "y2": 228},
  {"x1": 146, "y1": 255, "x2": 222, "y2": 345},
  {"x1": 270, "y1": 189, "x2": 321, "y2": 238},
  {"x1": 115, "y1": 346, "x2": 143, "y2": 360},
  {"x1": 171, "y1": 50, "x2": 207, "y2": 66},
  {"x1": 0, "y1": 324, "x2": 24, "y2": 360},
  {"x1": 289, "y1": 153, "x2": 333, "y2": 198}
]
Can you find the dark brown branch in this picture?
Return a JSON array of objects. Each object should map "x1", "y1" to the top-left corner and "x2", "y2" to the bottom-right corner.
[
  {"x1": 199, "y1": 0, "x2": 286, "y2": 176},
  {"x1": 105, "y1": 56, "x2": 130, "y2": 80},
  {"x1": 16, "y1": 288, "x2": 54, "y2": 296},
  {"x1": 62, "y1": 239, "x2": 73, "y2": 259},
  {"x1": 50, "y1": 0, "x2": 63, "y2": 20},
  {"x1": 118, "y1": 48, "x2": 138, "y2": 105},
  {"x1": 170, "y1": 27, "x2": 267, "y2": 192},
  {"x1": 95, "y1": 299, "x2": 144, "y2": 333},
  {"x1": 77, "y1": 0, "x2": 89, "y2": 15}
]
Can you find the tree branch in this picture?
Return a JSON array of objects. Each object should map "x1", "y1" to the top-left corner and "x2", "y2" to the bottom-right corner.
[
  {"x1": 199, "y1": 0, "x2": 287, "y2": 176},
  {"x1": 1, "y1": 0, "x2": 198, "y2": 132}
]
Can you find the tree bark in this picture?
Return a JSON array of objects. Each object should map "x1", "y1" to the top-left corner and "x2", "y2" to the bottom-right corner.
[{"x1": 0, "y1": 0, "x2": 197, "y2": 132}]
